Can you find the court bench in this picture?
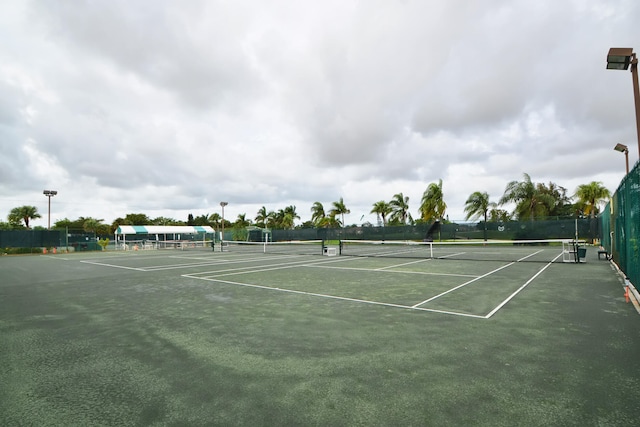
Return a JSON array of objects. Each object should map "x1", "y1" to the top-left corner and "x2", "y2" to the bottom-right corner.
[{"x1": 598, "y1": 247, "x2": 609, "y2": 260}]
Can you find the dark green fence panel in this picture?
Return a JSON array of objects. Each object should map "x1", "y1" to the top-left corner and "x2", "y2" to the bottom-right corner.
[
  {"x1": 601, "y1": 160, "x2": 640, "y2": 288},
  {"x1": 266, "y1": 218, "x2": 594, "y2": 244},
  {"x1": 0, "y1": 230, "x2": 62, "y2": 249}
]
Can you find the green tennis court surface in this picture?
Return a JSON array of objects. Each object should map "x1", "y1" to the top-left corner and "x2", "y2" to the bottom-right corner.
[{"x1": 2, "y1": 248, "x2": 639, "y2": 426}]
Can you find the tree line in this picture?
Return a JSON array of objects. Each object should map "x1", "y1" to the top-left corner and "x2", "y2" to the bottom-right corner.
[{"x1": 1, "y1": 174, "x2": 611, "y2": 234}]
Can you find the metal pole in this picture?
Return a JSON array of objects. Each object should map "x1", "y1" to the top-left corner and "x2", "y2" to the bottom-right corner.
[
  {"x1": 625, "y1": 148, "x2": 630, "y2": 174},
  {"x1": 47, "y1": 195, "x2": 51, "y2": 230},
  {"x1": 631, "y1": 54, "x2": 640, "y2": 158},
  {"x1": 220, "y1": 202, "x2": 228, "y2": 248}
]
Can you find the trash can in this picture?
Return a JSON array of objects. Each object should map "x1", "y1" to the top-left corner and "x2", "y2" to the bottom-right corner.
[{"x1": 577, "y1": 247, "x2": 587, "y2": 261}]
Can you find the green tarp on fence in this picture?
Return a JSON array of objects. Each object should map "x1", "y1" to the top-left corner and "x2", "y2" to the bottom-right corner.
[{"x1": 601, "y1": 160, "x2": 640, "y2": 288}]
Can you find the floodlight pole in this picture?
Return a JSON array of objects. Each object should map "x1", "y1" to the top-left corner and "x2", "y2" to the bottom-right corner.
[
  {"x1": 614, "y1": 143, "x2": 630, "y2": 174},
  {"x1": 43, "y1": 190, "x2": 57, "y2": 229},
  {"x1": 632, "y1": 54, "x2": 640, "y2": 158},
  {"x1": 607, "y1": 48, "x2": 640, "y2": 158},
  {"x1": 220, "y1": 202, "x2": 228, "y2": 242}
]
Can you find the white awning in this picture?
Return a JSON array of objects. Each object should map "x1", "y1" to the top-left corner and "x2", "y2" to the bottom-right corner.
[{"x1": 115, "y1": 225, "x2": 214, "y2": 235}]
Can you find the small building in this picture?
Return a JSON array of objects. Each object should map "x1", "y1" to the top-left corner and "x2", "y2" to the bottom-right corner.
[{"x1": 114, "y1": 225, "x2": 214, "y2": 250}]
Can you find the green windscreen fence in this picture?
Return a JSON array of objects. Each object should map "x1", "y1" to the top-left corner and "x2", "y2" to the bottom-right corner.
[
  {"x1": 601, "y1": 160, "x2": 640, "y2": 288},
  {"x1": 269, "y1": 217, "x2": 597, "y2": 243},
  {"x1": 0, "y1": 230, "x2": 62, "y2": 252},
  {"x1": 0, "y1": 229, "x2": 102, "y2": 252}
]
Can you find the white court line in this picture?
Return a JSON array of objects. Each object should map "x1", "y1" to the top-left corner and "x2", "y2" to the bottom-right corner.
[
  {"x1": 375, "y1": 258, "x2": 432, "y2": 270},
  {"x1": 80, "y1": 260, "x2": 146, "y2": 271},
  {"x1": 143, "y1": 253, "x2": 306, "y2": 271},
  {"x1": 187, "y1": 254, "x2": 356, "y2": 278},
  {"x1": 516, "y1": 249, "x2": 545, "y2": 262},
  {"x1": 411, "y1": 262, "x2": 516, "y2": 308},
  {"x1": 183, "y1": 274, "x2": 486, "y2": 319},
  {"x1": 435, "y1": 252, "x2": 466, "y2": 259},
  {"x1": 305, "y1": 264, "x2": 477, "y2": 278},
  {"x1": 484, "y1": 253, "x2": 563, "y2": 318}
]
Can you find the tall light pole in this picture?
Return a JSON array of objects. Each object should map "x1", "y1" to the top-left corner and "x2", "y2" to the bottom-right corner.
[
  {"x1": 606, "y1": 47, "x2": 640, "y2": 158},
  {"x1": 220, "y1": 201, "x2": 228, "y2": 243},
  {"x1": 614, "y1": 143, "x2": 630, "y2": 174},
  {"x1": 43, "y1": 190, "x2": 57, "y2": 229}
]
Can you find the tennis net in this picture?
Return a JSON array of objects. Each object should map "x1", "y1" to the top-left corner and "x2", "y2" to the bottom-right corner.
[
  {"x1": 221, "y1": 240, "x2": 326, "y2": 256},
  {"x1": 156, "y1": 240, "x2": 212, "y2": 251},
  {"x1": 339, "y1": 239, "x2": 587, "y2": 263}
]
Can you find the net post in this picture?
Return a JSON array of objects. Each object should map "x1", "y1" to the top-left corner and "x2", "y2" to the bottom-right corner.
[
  {"x1": 339, "y1": 240, "x2": 343, "y2": 255},
  {"x1": 321, "y1": 240, "x2": 325, "y2": 255}
]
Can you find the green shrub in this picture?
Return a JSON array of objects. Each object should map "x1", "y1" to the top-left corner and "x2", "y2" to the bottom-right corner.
[{"x1": 97, "y1": 238, "x2": 110, "y2": 251}]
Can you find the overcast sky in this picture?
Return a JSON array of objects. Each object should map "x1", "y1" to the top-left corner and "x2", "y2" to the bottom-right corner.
[{"x1": 1, "y1": 0, "x2": 638, "y2": 228}]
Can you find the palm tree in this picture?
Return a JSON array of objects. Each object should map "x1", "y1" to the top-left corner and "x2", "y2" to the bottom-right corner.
[
  {"x1": 489, "y1": 208, "x2": 511, "y2": 223},
  {"x1": 499, "y1": 173, "x2": 555, "y2": 221},
  {"x1": 318, "y1": 215, "x2": 341, "y2": 228},
  {"x1": 464, "y1": 192, "x2": 496, "y2": 222},
  {"x1": 234, "y1": 213, "x2": 251, "y2": 227},
  {"x1": 537, "y1": 182, "x2": 572, "y2": 217},
  {"x1": 310, "y1": 202, "x2": 325, "y2": 226},
  {"x1": 574, "y1": 182, "x2": 611, "y2": 218},
  {"x1": 330, "y1": 198, "x2": 350, "y2": 227},
  {"x1": 8, "y1": 206, "x2": 41, "y2": 229},
  {"x1": 208, "y1": 213, "x2": 221, "y2": 231},
  {"x1": 283, "y1": 205, "x2": 300, "y2": 229},
  {"x1": 153, "y1": 216, "x2": 182, "y2": 226},
  {"x1": 255, "y1": 206, "x2": 268, "y2": 228},
  {"x1": 464, "y1": 191, "x2": 496, "y2": 241},
  {"x1": 82, "y1": 217, "x2": 104, "y2": 236},
  {"x1": 371, "y1": 201, "x2": 392, "y2": 226},
  {"x1": 419, "y1": 180, "x2": 447, "y2": 222},
  {"x1": 389, "y1": 192, "x2": 412, "y2": 225}
]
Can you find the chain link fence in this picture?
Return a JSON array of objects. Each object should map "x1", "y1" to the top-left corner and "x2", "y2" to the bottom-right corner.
[{"x1": 601, "y1": 160, "x2": 640, "y2": 288}]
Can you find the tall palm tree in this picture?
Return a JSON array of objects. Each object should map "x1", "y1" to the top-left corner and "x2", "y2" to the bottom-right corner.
[
  {"x1": 371, "y1": 201, "x2": 392, "y2": 226},
  {"x1": 464, "y1": 192, "x2": 496, "y2": 222},
  {"x1": 389, "y1": 192, "x2": 412, "y2": 225},
  {"x1": 310, "y1": 202, "x2": 325, "y2": 226},
  {"x1": 208, "y1": 213, "x2": 221, "y2": 230},
  {"x1": 283, "y1": 205, "x2": 300, "y2": 229},
  {"x1": 254, "y1": 206, "x2": 268, "y2": 227},
  {"x1": 330, "y1": 198, "x2": 350, "y2": 227},
  {"x1": 318, "y1": 214, "x2": 341, "y2": 228},
  {"x1": 574, "y1": 182, "x2": 611, "y2": 218},
  {"x1": 419, "y1": 180, "x2": 447, "y2": 222},
  {"x1": 266, "y1": 211, "x2": 277, "y2": 229},
  {"x1": 464, "y1": 191, "x2": 496, "y2": 241},
  {"x1": 537, "y1": 182, "x2": 572, "y2": 217},
  {"x1": 153, "y1": 216, "x2": 182, "y2": 226},
  {"x1": 489, "y1": 208, "x2": 511, "y2": 223},
  {"x1": 8, "y1": 205, "x2": 41, "y2": 229},
  {"x1": 82, "y1": 218, "x2": 104, "y2": 236},
  {"x1": 499, "y1": 173, "x2": 555, "y2": 221},
  {"x1": 234, "y1": 213, "x2": 251, "y2": 227}
]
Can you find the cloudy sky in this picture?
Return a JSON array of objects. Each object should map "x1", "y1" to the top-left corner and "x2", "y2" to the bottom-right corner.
[{"x1": 1, "y1": 0, "x2": 638, "y2": 228}]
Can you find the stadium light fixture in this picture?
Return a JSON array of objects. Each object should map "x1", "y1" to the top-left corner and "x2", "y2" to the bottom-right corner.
[
  {"x1": 614, "y1": 143, "x2": 629, "y2": 174},
  {"x1": 606, "y1": 47, "x2": 640, "y2": 158},
  {"x1": 43, "y1": 190, "x2": 58, "y2": 229},
  {"x1": 220, "y1": 202, "x2": 228, "y2": 241}
]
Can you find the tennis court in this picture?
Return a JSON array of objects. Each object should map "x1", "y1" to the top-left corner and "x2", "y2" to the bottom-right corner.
[{"x1": 1, "y1": 244, "x2": 639, "y2": 426}]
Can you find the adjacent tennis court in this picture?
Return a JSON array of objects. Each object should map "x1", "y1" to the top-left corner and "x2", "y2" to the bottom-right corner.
[{"x1": 1, "y1": 244, "x2": 639, "y2": 426}]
